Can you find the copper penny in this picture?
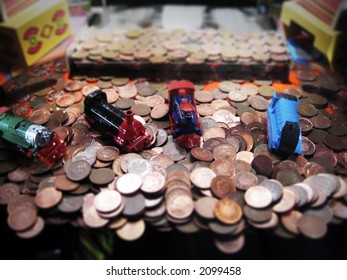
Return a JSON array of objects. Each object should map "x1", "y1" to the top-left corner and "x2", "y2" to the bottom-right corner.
[
  {"x1": 281, "y1": 210, "x2": 303, "y2": 234},
  {"x1": 96, "y1": 146, "x2": 120, "y2": 162},
  {"x1": 273, "y1": 188, "x2": 296, "y2": 213},
  {"x1": 56, "y1": 94, "x2": 76, "y2": 107},
  {"x1": 122, "y1": 193, "x2": 145, "y2": 217},
  {"x1": 251, "y1": 154, "x2": 273, "y2": 177},
  {"x1": 191, "y1": 147, "x2": 214, "y2": 162},
  {"x1": 54, "y1": 174, "x2": 79, "y2": 191},
  {"x1": 243, "y1": 205, "x2": 272, "y2": 223},
  {"x1": 7, "y1": 206, "x2": 37, "y2": 232},
  {"x1": 65, "y1": 160, "x2": 91, "y2": 181},
  {"x1": 195, "y1": 90, "x2": 214, "y2": 103},
  {"x1": 259, "y1": 179, "x2": 283, "y2": 202},
  {"x1": 16, "y1": 216, "x2": 45, "y2": 239},
  {"x1": 211, "y1": 175, "x2": 236, "y2": 198},
  {"x1": 214, "y1": 234, "x2": 245, "y2": 254},
  {"x1": 210, "y1": 159, "x2": 236, "y2": 177},
  {"x1": 214, "y1": 198, "x2": 242, "y2": 224},
  {"x1": 83, "y1": 194, "x2": 108, "y2": 228},
  {"x1": 89, "y1": 168, "x2": 115, "y2": 185},
  {"x1": 29, "y1": 109, "x2": 51, "y2": 124},
  {"x1": 57, "y1": 195, "x2": 84, "y2": 213},
  {"x1": 150, "y1": 104, "x2": 169, "y2": 119},
  {"x1": 145, "y1": 95, "x2": 165, "y2": 108},
  {"x1": 118, "y1": 84, "x2": 137, "y2": 99},
  {"x1": 7, "y1": 195, "x2": 36, "y2": 214},
  {"x1": 212, "y1": 143, "x2": 236, "y2": 161},
  {"x1": 94, "y1": 189, "x2": 122, "y2": 213},
  {"x1": 324, "y1": 133, "x2": 345, "y2": 151},
  {"x1": 301, "y1": 136, "x2": 316, "y2": 156},
  {"x1": 35, "y1": 187, "x2": 62, "y2": 209},
  {"x1": 233, "y1": 171, "x2": 258, "y2": 191},
  {"x1": 141, "y1": 172, "x2": 166, "y2": 195},
  {"x1": 65, "y1": 80, "x2": 83, "y2": 91},
  {"x1": 311, "y1": 115, "x2": 331, "y2": 130},
  {"x1": 116, "y1": 173, "x2": 142, "y2": 195},
  {"x1": 166, "y1": 188, "x2": 194, "y2": 219},
  {"x1": 190, "y1": 167, "x2": 216, "y2": 189},
  {"x1": 116, "y1": 219, "x2": 146, "y2": 241},
  {"x1": 299, "y1": 118, "x2": 313, "y2": 134},
  {"x1": 244, "y1": 186, "x2": 272, "y2": 208},
  {"x1": 203, "y1": 127, "x2": 226, "y2": 141},
  {"x1": 297, "y1": 214, "x2": 327, "y2": 239},
  {"x1": 0, "y1": 183, "x2": 21, "y2": 205},
  {"x1": 195, "y1": 196, "x2": 218, "y2": 219},
  {"x1": 7, "y1": 167, "x2": 30, "y2": 183}
]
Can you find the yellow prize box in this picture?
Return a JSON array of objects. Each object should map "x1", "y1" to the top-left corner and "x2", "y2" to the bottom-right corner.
[{"x1": 0, "y1": 0, "x2": 71, "y2": 66}]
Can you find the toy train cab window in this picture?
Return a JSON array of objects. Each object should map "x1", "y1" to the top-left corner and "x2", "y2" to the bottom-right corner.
[
  {"x1": 267, "y1": 92, "x2": 302, "y2": 157},
  {"x1": 168, "y1": 81, "x2": 202, "y2": 149}
]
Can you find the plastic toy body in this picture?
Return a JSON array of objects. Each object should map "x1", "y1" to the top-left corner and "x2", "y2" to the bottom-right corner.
[
  {"x1": 0, "y1": 110, "x2": 66, "y2": 167},
  {"x1": 267, "y1": 92, "x2": 302, "y2": 156},
  {"x1": 168, "y1": 80, "x2": 202, "y2": 149},
  {"x1": 84, "y1": 90, "x2": 150, "y2": 152}
]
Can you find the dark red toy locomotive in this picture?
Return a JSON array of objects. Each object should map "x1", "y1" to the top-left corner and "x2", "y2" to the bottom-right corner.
[
  {"x1": 84, "y1": 90, "x2": 151, "y2": 152},
  {"x1": 168, "y1": 80, "x2": 202, "y2": 149}
]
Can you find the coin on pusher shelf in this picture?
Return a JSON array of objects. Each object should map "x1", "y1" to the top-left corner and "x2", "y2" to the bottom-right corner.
[
  {"x1": 56, "y1": 94, "x2": 76, "y2": 107},
  {"x1": 211, "y1": 175, "x2": 236, "y2": 198},
  {"x1": 116, "y1": 173, "x2": 142, "y2": 195},
  {"x1": 54, "y1": 175, "x2": 79, "y2": 191},
  {"x1": 127, "y1": 158, "x2": 153, "y2": 176},
  {"x1": 65, "y1": 160, "x2": 91, "y2": 181},
  {"x1": 258, "y1": 85, "x2": 276, "y2": 98},
  {"x1": 116, "y1": 219, "x2": 146, "y2": 241},
  {"x1": 7, "y1": 206, "x2": 37, "y2": 232},
  {"x1": 16, "y1": 216, "x2": 45, "y2": 239},
  {"x1": 57, "y1": 195, "x2": 84, "y2": 213},
  {"x1": 94, "y1": 189, "x2": 122, "y2": 213},
  {"x1": 273, "y1": 188, "x2": 296, "y2": 213},
  {"x1": 191, "y1": 147, "x2": 214, "y2": 162},
  {"x1": 297, "y1": 214, "x2": 327, "y2": 239},
  {"x1": 141, "y1": 172, "x2": 166, "y2": 195},
  {"x1": 195, "y1": 196, "x2": 218, "y2": 219},
  {"x1": 214, "y1": 198, "x2": 242, "y2": 225},
  {"x1": 35, "y1": 187, "x2": 62, "y2": 209},
  {"x1": 83, "y1": 194, "x2": 108, "y2": 228},
  {"x1": 96, "y1": 146, "x2": 120, "y2": 162},
  {"x1": 0, "y1": 183, "x2": 21, "y2": 205},
  {"x1": 190, "y1": 167, "x2": 216, "y2": 189},
  {"x1": 218, "y1": 81, "x2": 239, "y2": 93},
  {"x1": 150, "y1": 104, "x2": 169, "y2": 119},
  {"x1": 203, "y1": 127, "x2": 226, "y2": 141},
  {"x1": 244, "y1": 186, "x2": 272, "y2": 208},
  {"x1": 233, "y1": 171, "x2": 258, "y2": 191},
  {"x1": 281, "y1": 210, "x2": 303, "y2": 234},
  {"x1": 118, "y1": 84, "x2": 137, "y2": 99},
  {"x1": 214, "y1": 234, "x2": 245, "y2": 254},
  {"x1": 29, "y1": 109, "x2": 50, "y2": 125},
  {"x1": 89, "y1": 168, "x2": 115, "y2": 185},
  {"x1": 166, "y1": 188, "x2": 194, "y2": 220},
  {"x1": 65, "y1": 80, "x2": 83, "y2": 92},
  {"x1": 131, "y1": 103, "x2": 151, "y2": 116}
]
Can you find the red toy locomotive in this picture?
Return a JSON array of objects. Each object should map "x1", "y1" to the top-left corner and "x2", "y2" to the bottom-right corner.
[{"x1": 84, "y1": 90, "x2": 151, "y2": 152}]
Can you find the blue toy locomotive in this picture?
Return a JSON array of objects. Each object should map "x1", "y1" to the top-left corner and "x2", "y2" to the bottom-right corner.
[
  {"x1": 267, "y1": 92, "x2": 302, "y2": 156},
  {"x1": 168, "y1": 80, "x2": 202, "y2": 149}
]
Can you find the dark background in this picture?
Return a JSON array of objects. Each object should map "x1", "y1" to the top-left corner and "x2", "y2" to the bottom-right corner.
[{"x1": 1, "y1": 208, "x2": 347, "y2": 260}]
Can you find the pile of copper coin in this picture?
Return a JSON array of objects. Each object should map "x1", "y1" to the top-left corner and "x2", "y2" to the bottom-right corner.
[
  {"x1": 1, "y1": 57, "x2": 347, "y2": 255},
  {"x1": 68, "y1": 28, "x2": 289, "y2": 65}
]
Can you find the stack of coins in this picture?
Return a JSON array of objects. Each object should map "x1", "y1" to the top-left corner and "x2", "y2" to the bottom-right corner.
[
  {"x1": 67, "y1": 28, "x2": 290, "y2": 80},
  {"x1": 0, "y1": 57, "x2": 347, "y2": 255}
]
